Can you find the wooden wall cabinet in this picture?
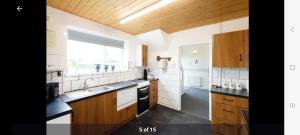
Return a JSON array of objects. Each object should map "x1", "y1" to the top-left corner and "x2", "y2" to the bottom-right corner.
[
  {"x1": 211, "y1": 93, "x2": 248, "y2": 135},
  {"x1": 212, "y1": 29, "x2": 249, "y2": 68},
  {"x1": 136, "y1": 44, "x2": 148, "y2": 67},
  {"x1": 149, "y1": 80, "x2": 158, "y2": 109}
]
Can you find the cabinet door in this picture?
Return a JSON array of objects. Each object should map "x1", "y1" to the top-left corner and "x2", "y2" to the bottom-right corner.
[
  {"x1": 69, "y1": 98, "x2": 93, "y2": 135},
  {"x1": 93, "y1": 92, "x2": 117, "y2": 135},
  {"x1": 245, "y1": 30, "x2": 249, "y2": 68},
  {"x1": 149, "y1": 81, "x2": 158, "y2": 109},
  {"x1": 213, "y1": 34, "x2": 223, "y2": 67},
  {"x1": 222, "y1": 30, "x2": 246, "y2": 68},
  {"x1": 142, "y1": 45, "x2": 148, "y2": 66},
  {"x1": 117, "y1": 103, "x2": 137, "y2": 125}
]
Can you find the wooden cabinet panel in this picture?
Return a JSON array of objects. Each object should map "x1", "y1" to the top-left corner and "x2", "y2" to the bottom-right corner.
[
  {"x1": 117, "y1": 103, "x2": 137, "y2": 125},
  {"x1": 92, "y1": 92, "x2": 117, "y2": 135},
  {"x1": 142, "y1": 45, "x2": 148, "y2": 66},
  {"x1": 212, "y1": 102, "x2": 241, "y2": 124},
  {"x1": 149, "y1": 80, "x2": 158, "y2": 109},
  {"x1": 212, "y1": 93, "x2": 248, "y2": 108},
  {"x1": 213, "y1": 34, "x2": 223, "y2": 67},
  {"x1": 212, "y1": 94, "x2": 248, "y2": 135},
  {"x1": 222, "y1": 30, "x2": 246, "y2": 68},
  {"x1": 212, "y1": 29, "x2": 248, "y2": 68},
  {"x1": 69, "y1": 98, "x2": 94, "y2": 135},
  {"x1": 245, "y1": 30, "x2": 249, "y2": 68},
  {"x1": 69, "y1": 92, "x2": 118, "y2": 135}
]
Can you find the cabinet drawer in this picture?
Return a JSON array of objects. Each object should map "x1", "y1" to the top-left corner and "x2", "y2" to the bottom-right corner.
[
  {"x1": 212, "y1": 122, "x2": 239, "y2": 135},
  {"x1": 212, "y1": 93, "x2": 248, "y2": 108},
  {"x1": 212, "y1": 102, "x2": 241, "y2": 124}
]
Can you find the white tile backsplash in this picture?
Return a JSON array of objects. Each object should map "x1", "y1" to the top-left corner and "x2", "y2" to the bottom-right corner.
[
  {"x1": 239, "y1": 69, "x2": 249, "y2": 80},
  {"x1": 71, "y1": 80, "x2": 85, "y2": 90},
  {"x1": 231, "y1": 70, "x2": 240, "y2": 80},
  {"x1": 212, "y1": 68, "x2": 249, "y2": 90},
  {"x1": 87, "y1": 78, "x2": 98, "y2": 87},
  {"x1": 62, "y1": 81, "x2": 71, "y2": 92}
]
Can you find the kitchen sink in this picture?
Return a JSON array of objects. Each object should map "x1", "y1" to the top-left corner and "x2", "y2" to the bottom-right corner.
[
  {"x1": 65, "y1": 90, "x2": 91, "y2": 99},
  {"x1": 65, "y1": 86, "x2": 114, "y2": 99},
  {"x1": 87, "y1": 86, "x2": 113, "y2": 93}
]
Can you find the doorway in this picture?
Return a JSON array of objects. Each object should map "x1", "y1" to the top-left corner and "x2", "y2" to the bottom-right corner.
[{"x1": 179, "y1": 43, "x2": 210, "y2": 119}]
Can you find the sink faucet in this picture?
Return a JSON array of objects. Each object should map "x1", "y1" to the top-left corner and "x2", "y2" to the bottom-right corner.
[{"x1": 83, "y1": 78, "x2": 93, "y2": 89}]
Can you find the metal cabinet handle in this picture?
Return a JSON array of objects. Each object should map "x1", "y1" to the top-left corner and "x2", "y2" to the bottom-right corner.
[
  {"x1": 223, "y1": 109, "x2": 234, "y2": 113},
  {"x1": 240, "y1": 54, "x2": 242, "y2": 61},
  {"x1": 223, "y1": 123, "x2": 234, "y2": 127},
  {"x1": 71, "y1": 112, "x2": 74, "y2": 122},
  {"x1": 139, "y1": 96, "x2": 149, "y2": 100},
  {"x1": 139, "y1": 87, "x2": 149, "y2": 91},
  {"x1": 222, "y1": 98, "x2": 234, "y2": 102}
]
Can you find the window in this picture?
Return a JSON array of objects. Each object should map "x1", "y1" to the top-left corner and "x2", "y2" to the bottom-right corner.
[{"x1": 66, "y1": 29, "x2": 128, "y2": 75}]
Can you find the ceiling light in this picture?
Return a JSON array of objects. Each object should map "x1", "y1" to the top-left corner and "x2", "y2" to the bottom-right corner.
[
  {"x1": 193, "y1": 50, "x2": 197, "y2": 54},
  {"x1": 120, "y1": 0, "x2": 175, "y2": 24}
]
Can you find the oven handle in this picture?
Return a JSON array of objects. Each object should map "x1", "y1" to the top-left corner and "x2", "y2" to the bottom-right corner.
[
  {"x1": 139, "y1": 95, "x2": 149, "y2": 100},
  {"x1": 139, "y1": 87, "x2": 149, "y2": 91}
]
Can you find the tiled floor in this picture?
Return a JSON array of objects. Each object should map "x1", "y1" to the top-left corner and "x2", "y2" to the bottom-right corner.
[
  {"x1": 111, "y1": 105, "x2": 212, "y2": 135},
  {"x1": 181, "y1": 87, "x2": 209, "y2": 119}
]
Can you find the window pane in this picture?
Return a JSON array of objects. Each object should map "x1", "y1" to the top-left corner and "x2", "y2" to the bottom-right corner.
[{"x1": 67, "y1": 39, "x2": 124, "y2": 75}]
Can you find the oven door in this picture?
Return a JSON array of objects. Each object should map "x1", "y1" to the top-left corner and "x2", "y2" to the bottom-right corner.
[
  {"x1": 138, "y1": 95, "x2": 149, "y2": 115},
  {"x1": 138, "y1": 86, "x2": 149, "y2": 98}
]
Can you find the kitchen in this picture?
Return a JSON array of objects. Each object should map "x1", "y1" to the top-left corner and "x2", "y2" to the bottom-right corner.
[{"x1": 46, "y1": 0, "x2": 249, "y2": 135}]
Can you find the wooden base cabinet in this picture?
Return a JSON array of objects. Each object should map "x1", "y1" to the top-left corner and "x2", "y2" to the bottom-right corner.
[
  {"x1": 117, "y1": 103, "x2": 137, "y2": 126},
  {"x1": 211, "y1": 93, "x2": 248, "y2": 135},
  {"x1": 69, "y1": 92, "x2": 118, "y2": 135},
  {"x1": 149, "y1": 80, "x2": 158, "y2": 109}
]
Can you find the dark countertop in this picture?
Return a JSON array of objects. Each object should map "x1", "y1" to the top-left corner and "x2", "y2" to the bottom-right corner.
[
  {"x1": 47, "y1": 98, "x2": 72, "y2": 121},
  {"x1": 241, "y1": 110, "x2": 249, "y2": 130},
  {"x1": 47, "y1": 80, "x2": 140, "y2": 121},
  {"x1": 210, "y1": 86, "x2": 248, "y2": 98},
  {"x1": 148, "y1": 78, "x2": 159, "y2": 82}
]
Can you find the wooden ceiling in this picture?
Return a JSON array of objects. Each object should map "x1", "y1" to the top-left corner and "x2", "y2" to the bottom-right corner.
[{"x1": 47, "y1": 0, "x2": 248, "y2": 35}]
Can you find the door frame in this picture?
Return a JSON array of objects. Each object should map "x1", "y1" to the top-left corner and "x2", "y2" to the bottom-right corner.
[{"x1": 178, "y1": 43, "x2": 212, "y2": 120}]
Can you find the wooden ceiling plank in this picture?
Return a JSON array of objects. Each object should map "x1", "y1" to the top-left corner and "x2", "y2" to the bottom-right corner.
[
  {"x1": 58, "y1": 0, "x2": 72, "y2": 9},
  {"x1": 47, "y1": 0, "x2": 248, "y2": 35},
  {"x1": 71, "y1": 0, "x2": 92, "y2": 14},
  {"x1": 85, "y1": 0, "x2": 119, "y2": 20},
  {"x1": 96, "y1": 0, "x2": 142, "y2": 24},
  {"x1": 65, "y1": 0, "x2": 82, "y2": 13},
  {"x1": 91, "y1": 0, "x2": 130, "y2": 23},
  {"x1": 77, "y1": 0, "x2": 100, "y2": 16},
  {"x1": 94, "y1": 0, "x2": 134, "y2": 23}
]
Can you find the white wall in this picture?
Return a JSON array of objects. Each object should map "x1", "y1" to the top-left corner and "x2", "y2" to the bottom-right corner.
[
  {"x1": 46, "y1": 6, "x2": 144, "y2": 95},
  {"x1": 46, "y1": 6, "x2": 140, "y2": 69},
  {"x1": 146, "y1": 17, "x2": 249, "y2": 120},
  {"x1": 180, "y1": 44, "x2": 209, "y2": 90}
]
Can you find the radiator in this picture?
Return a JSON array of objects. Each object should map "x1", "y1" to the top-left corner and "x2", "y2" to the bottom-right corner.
[{"x1": 186, "y1": 76, "x2": 202, "y2": 88}]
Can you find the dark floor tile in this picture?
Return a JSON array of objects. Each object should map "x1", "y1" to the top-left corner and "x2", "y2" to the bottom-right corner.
[
  {"x1": 111, "y1": 105, "x2": 212, "y2": 135},
  {"x1": 181, "y1": 87, "x2": 209, "y2": 119}
]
